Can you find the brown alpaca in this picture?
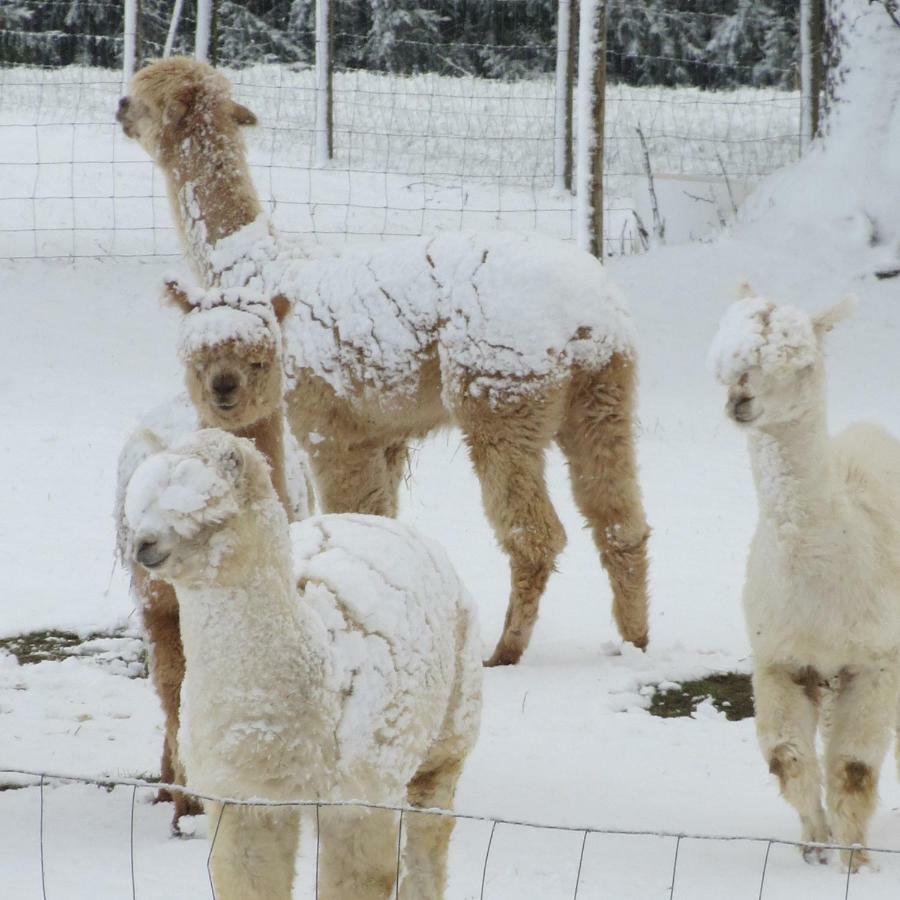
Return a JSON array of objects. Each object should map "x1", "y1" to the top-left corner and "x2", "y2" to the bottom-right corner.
[
  {"x1": 115, "y1": 292, "x2": 311, "y2": 831},
  {"x1": 119, "y1": 58, "x2": 651, "y2": 667}
]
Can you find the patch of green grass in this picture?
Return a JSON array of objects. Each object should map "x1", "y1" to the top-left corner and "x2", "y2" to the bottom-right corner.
[{"x1": 648, "y1": 672, "x2": 754, "y2": 721}]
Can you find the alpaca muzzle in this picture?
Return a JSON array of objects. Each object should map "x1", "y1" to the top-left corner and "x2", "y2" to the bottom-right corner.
[{"x1": 135, "y1": 539, "x2": 170, "y2": 570}]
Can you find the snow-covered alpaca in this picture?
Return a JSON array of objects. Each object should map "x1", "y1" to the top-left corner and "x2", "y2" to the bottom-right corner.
[
  {"x1": 117, "y1": 57, "x2": 651, "y2": 666},
  {"x1": 124, "y1": 429, "x2": 482, "y2": 900},
  {"x1": 115, "y1": 291, "x2": 314, "y2": 828},
  {"x1": 710, "y1": 290, "x2": 900, "y2": 870}
]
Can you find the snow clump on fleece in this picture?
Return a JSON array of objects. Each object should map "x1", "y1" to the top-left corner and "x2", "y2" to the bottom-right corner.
[
  {"x1": 203, "y1": 226, "x2": 636, "y2": 406},
  {"x1": 114, "y1": 395, "x2": 312, "y2": 562},
  {"x1": 176, "y1": 285, "x2": 282, "y2": 359},
  {"x1": 707, "y1": 293, "x2": 818, "y2": 385},
  {"x1": 123, "y1": 445, "x2": 238, "y2": 543}
]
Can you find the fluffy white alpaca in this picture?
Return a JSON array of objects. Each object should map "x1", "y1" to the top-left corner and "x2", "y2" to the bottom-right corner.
[
  {"x1": 114, "y1": 291, "x2": 314, "y2": 828},
  {"x1": 124, "y1": 429, "x2": 482, "y2": 900},
  {"x1": 710, "y1": 290, "x2": 900, "y2": 870}
]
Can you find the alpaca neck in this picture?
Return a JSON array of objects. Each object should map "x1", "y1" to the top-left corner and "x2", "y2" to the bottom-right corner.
[
  {"x1": 166, "y1": 130, "x2": 264, "y2": 284},
  {"x1": 749, "y1": 403, "x2": 833, "y2": 542},
  {"x1": 176, "y1": 502, "x2": 328, "y2": 698},
  {"x1": 235, "y1": 411, "x2": 292, "y2": 521}
]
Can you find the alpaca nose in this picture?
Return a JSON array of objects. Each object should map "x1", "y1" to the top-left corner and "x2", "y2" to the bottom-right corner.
[
  {"x1": 116, "y1": 96, "x2": 129, "y2": 120},
  {"x1": 213, "y1": 373, "x2": 238, "y2": 397},
  {"x1": 135, "y1": 538, "x2": 169, "y2": 569},
  {"x1": 731, "y1": 396, "x2": 756, "y2": 422}
]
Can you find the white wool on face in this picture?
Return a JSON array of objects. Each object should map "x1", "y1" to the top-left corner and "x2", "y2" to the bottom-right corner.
[
  {"x1": 124, "y1": 451, "x2": 238, "y2": 542},
  {"x1": 708, "y1": 296, "x2": 818, "y2": 385},
  {"x1": 178, "y1": 301, "x2": 278, "y2": 359}
]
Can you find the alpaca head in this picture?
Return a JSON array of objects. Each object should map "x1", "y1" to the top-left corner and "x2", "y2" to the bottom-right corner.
[
  {"x1": 125, "y1": 429, "x2": 275, "y2": 585},
  {"x1": 166, "y1": 280, "x2": 291, "y2": 431},
  {"x1": 116, "y1": 57, "x2": 257, "y2": 164},
  {"x1": 709, "y1": 286, "x2": 854, "y2": 428}
]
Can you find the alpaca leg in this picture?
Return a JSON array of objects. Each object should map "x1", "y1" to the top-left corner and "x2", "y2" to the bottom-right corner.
[
  {"x1": 459, "y1": 399, "x2": 566, "y2": 666},
  {"x1": 317, "y1": 806, "x2": 400, "y2": 900},
  {"x1": 753, "y1": 665, "x2": 829, "y2": 860},
  {"x1": 206, "y1": 803, "x2": 300, "y2": 900},
  {"x1": 383, "y1": 441, "x2": 409, "y2": 515},
  {"x1": 308, "y1": 441, "x2": 400, "y2": 516},
  {"x1": 824, "y1": 666, "x2": 897, "y2": 872},
  {"x1": 400, "y1": 753, "x2": 465, "y2": 900},
  {"x1": 556, "y1": 357, "x2": 650, "y2": 649},
  {"x1": 137, "y1": 574, "x2": 202, "y2": 828}
]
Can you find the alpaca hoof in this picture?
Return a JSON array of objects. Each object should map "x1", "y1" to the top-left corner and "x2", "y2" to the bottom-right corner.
[
  {"x1": 628, "y1": 632, "x2": 649, "y2": 651},
  {"x1": 841, "y1": 849, "x2": 874, "y2": 874},
  {"x1": 484, "y1": 641, "x2": 523, "y2": 667},
  {"x1": 801, "y1": 845, "x2": 830, "y2": 866}
]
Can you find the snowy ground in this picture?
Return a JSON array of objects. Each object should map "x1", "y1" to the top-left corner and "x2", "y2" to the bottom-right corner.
[{"x1": 2, "y1": 177, "x2": 900, "y2": 897}]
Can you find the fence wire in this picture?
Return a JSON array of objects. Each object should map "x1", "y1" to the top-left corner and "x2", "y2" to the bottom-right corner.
[
  {"x1": 3, "y1": 767, "x2": 897, "y2": 900},
  {"x1": 0, "y1": 2, "x2": 802, "y2": 260}
]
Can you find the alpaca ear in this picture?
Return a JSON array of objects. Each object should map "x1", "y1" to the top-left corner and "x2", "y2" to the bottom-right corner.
[
  {"x1": 813, "y1": 296, "x2": 856, "y2": 337},
  {"x1": 736, "y1": 279, "x2": 755, "y2": 300},
  {"x1": 162, "y1": 85, "x2": 196, "y2": 130},
  {"x1": 163, "y1": 280, "x2": 195, "y2": 315},
  {"x1": 271, "y1": 293, "x2": 292, "y2": 323},
  {"x1": 230, "y1": 101, "x2": 258, "y2": 126}
]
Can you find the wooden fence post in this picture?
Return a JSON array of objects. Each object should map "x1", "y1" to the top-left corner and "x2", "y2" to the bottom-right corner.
[
  {"x1": 315, "y1": 0, "x2": 334, "y2": 163},
  {"x1": 575, "y1": 0, "x2": 606, "y2": 258},
  {"x1": 801, "y1": 0, "x2": 825, "y2": 145}
]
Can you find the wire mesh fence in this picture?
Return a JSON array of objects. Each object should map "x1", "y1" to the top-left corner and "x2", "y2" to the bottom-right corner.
[
  {"x1": 2, "y1": 768, "x2": 898, "y2": 899},
  {"x1": 0, "y1": 1, "x2": 803, "y2": 260}
]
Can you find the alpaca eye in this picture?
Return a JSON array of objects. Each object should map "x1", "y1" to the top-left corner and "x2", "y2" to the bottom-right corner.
[{"x1": 251, "y1": 362, "x2": 265, "y2": 371}]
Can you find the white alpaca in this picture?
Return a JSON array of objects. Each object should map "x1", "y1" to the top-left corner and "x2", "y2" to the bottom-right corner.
[
  {"x1": 124, "y1": 429, "x2": 482, "y2": 900},
  {"x1": 114, "y1": 291, "x2": 314, "y2": 828},
  {"x1": 710, "y1": 290, "x2": 900, "y2": 870}
]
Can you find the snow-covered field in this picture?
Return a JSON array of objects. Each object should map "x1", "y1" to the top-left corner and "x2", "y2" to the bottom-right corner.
[
  {"x1": 2, "y1": 46, "x2": 900, "y2": 898},
  {"x1": 0, "y1": 64, "x2": 800, "y2": 257},
  {"x1": 2, "y1": 200, "x2": 900, "y2": 898}
]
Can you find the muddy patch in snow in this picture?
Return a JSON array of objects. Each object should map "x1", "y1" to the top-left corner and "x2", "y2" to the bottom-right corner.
[
  {"x1": 0, "y1": 628, "x2": 147, "y2": 678},
  {"x1": 648, "y1": 672, "x2": 753, "y2": 721}
]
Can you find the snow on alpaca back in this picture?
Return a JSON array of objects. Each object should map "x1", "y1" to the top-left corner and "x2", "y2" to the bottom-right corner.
[
  {"x1": 124, "y1": 448, "x2": 238, "y2": 543},
  {"x1": 708, "y1": 295, "x2": 818, "y2": 385},
  {"x1": 198, "y1": 222, "x2": 636, "y2": 404},
  {"x1": 292, "y1": 514, "x2": 479, "y2": 770}
]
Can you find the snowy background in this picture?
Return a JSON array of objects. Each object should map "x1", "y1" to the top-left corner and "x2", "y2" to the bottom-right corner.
[{"x1": 2, "y1": 11, "x2": 900, "y2": 898}]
